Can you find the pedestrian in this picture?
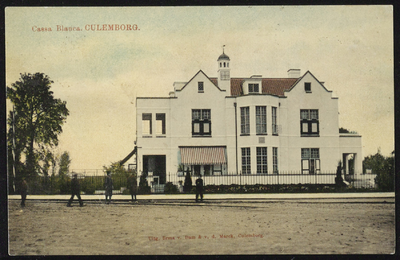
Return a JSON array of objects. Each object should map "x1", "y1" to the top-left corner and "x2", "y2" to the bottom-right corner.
[
  {"x1": 195, "y1": 175, "x2": 204, "y2": 202},
  {"x1": 127, "y1": 173, "x2": 137, "y2": 202},
  {"x1": 104, "y1": 171, "x2": 113, "y2": 204},
  {"x1": 67, "y1": 174, "x2": 84, "y2": 207},
  {"x1": 20, "y1": 177, "x2": 28, "y2": 207}
]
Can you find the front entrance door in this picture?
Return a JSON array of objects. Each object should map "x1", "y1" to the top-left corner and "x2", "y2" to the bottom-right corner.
[{"x1": 143, "y1": 155, "x2": 166, "y2": 184}]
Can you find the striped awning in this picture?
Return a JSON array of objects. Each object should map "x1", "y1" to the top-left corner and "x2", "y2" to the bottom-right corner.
[{"x1": 180, "y1": 146, "x2": 226, "y2": 165}]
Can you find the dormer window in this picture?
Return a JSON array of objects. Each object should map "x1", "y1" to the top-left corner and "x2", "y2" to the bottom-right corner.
[
  {"x1": 305, "y1": 82, "x2": 311, "y2": 92},
  {"x1": 198, "y1": 82, "x2": 204, "y2": 92},
  {"x1": 249, "y1": 83, "x2": 259, "y2": 93}
]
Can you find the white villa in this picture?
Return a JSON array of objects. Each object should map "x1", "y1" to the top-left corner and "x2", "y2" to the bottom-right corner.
[{"x1": 135, "y1": 51, "x2": 362, "y2": 187}]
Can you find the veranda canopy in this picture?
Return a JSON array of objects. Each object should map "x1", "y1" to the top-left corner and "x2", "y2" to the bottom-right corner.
[{"x1": 179, "y1": 146, "x2": 227, "y2": 165}]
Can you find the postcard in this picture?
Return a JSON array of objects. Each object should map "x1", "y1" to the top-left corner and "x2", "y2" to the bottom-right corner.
[{"x1": 5, "y1": 6, "x2": 395, "y2": 255}]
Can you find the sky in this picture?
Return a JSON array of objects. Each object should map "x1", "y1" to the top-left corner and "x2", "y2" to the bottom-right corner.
[{"x1": 5, "y1": 6, "x2": 394, "y2": 171}]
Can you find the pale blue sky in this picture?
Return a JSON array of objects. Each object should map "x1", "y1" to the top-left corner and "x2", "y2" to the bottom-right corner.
[{"x1": 6, "y1": 6, "x2": 394, "y2": 170}]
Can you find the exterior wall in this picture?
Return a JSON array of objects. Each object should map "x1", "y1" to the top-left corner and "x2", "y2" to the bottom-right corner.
[
  {"x1": 171, "y1": 72, "x2": 228, "y2": 174},
  {"x1": 135, "y1": 69, "x2": 363, "y2": 184},
  {"x1": 136, "y1": 98, "x2": 172, "y2": 178},
  {"x1": 136, "y1": 71, "x2": 230, "y2": 176},
  {"x1": 233, "y1": 94, "x2": 282, "y2": 174},
  {"x1": 339, "y1": 134, "x2": 363, "y2": 175},
  {"x1": 282, "y1": 73, "x2": 341, "y2": 173}
]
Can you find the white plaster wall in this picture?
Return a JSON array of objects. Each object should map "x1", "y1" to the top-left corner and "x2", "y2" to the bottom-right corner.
[
  {"x1": 339, "y1": 135, "x2": 363, "y2": 174},
  {"x1": 137, "y1": 71, "x2": 230, "y2": 175},
  {"x1": 135, "y1": 70, "x2": 362, "y2": 179},
  {"x1": 136, "y1": 98, "x2": 172, "y2": 175},
  {"x1": 282, "y1": 72, "x2": 341, "y2": 173},
  {"x1": 233, "y1": 95, "x2": 282, "y2": 174}
]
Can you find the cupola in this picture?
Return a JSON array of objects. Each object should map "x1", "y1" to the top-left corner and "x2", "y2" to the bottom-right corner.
[{"x1": 217, "y1": 47, "x2": 230, "y2": 91}]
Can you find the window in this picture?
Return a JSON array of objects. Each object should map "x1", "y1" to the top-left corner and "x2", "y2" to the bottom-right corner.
[
  {"x1": 213, "y1": 165, "x2": 222, "y2": 175},
  {"x1": 301, "y1": 148, "x2": 320, "y2": 174},
  {"x1": 193, "y1": 165, "x2": 201, "y2": 176},
  {"x1": 198, "y1": 82, "x2": 204, "y2": 92},
  {"x1": 305, "y1": 82, "x2": 311, "y2": 92},
  {"x1": 256, "y1": 106, "x2": 267, "y2": 134},
  {"x1": 257, "y1": 147, "x2": 268, "y2": 174},
  {"x1": 192, "y1": 109, "x2": 211, "y2": 136},
  {"x1": 142, "y1": 113, "x2": 152, "y2": 135},
  {"x1": 273, "y1": 147, "x2": 278, "y2": 174},
  {"x1": 249, "y1": 83, "x2": 259, "y2": 93},
  {"x1": 240, "y1": 107, "x2": 250, "y2": 135},
  {"x1": 156, "y1": 113, "x2": 166, "y2": 135},
  {"x1": 272, "y1": 107, "x2": 278, "y2": 135},
  {"x1": 221, "y1": 71, "x2": 230, "y2": 80},
  {"x1": 300, "y1": 109, "x2": 319, "y2": 136},
  {"x1": 241, "y1": 148, "x2": 251, "y2": 174}
]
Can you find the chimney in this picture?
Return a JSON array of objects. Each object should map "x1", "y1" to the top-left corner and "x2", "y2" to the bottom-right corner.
[{"x1": 287, "y1": 69, "x2": 300, "y2": 78}]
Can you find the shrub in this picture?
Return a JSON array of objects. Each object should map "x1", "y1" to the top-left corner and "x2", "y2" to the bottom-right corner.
[
  {"x1": 81, "y1": 179, "x2": 96, "y2": 195},
  {"x1": 164, "y1": 182, "x2": 178, "y2": 194},
  {"x1": 122, "y1": 189, "x2": 131, "y2": 195},
  {"x1": 138, "y1": 174, "x2": 150, "y2": 194},
  {"x1": 58, "y1": 175, "x2": 71, "y2": 194},
  {"x1": 183, "y1": 169, "x2": 192, "y2": 193}
]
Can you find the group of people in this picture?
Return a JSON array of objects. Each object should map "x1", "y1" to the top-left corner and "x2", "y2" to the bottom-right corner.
[
  {"x1": 19, "y1": 172, "x2": 204, "y2": 207},
  {"x1": 67, "y1": 171, "x2": 138, "y2": 206}
]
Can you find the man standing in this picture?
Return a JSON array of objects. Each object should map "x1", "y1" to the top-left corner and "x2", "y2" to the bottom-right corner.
[
  {"x1": 127, "y1": 173, "x2": 138, "y2": 202},
  {"x1": 105, "y1": 171, "x2": 113, "y2": 204},
  {"x1": 67, "y1": 174, "x2": 84, "y2": 207},
  {"x1": 20, "y1": 177, "x2": 28, "y2": 207},
  {"x1": 195, "y1": 175, "x2": 204, "y2": 202}
]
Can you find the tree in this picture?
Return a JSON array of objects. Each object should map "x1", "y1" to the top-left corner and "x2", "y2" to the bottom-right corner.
[
  {"x1": 374, "y1": 155, "x2": 394, "y2": 191},
  {"x1": 7, "y1": 73, "x2": 69, "y2": 183},
  {"x1": 58, "y1": 151, "x2": 71, "y2": 194},
  {"x1": 103, "y1": 162, "x2": 131, "y2": 190},
  {"x1": 363, "y1": 151, "x2": 385, "y2": 174},
  {"x1": 58, "y1": 151, "x2": 71, "y2": 176},
  {"x1": 363, "y1": 150, "x2": 394, "y2": 191}
]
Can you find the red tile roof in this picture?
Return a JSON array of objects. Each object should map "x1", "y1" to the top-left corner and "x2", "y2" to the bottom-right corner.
[{"x1": 210, "y1": 77, "x2": 299, "y2": 97}]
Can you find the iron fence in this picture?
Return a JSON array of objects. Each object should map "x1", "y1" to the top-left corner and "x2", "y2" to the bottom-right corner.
[
  {"x1": 166, "y1": 172, "x2": 338, "y2": 186},
  {"x1": 24, "y1": 171, "x2": 378, "y2": 195}
]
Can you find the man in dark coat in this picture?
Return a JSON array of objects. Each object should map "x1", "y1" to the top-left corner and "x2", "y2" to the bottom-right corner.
[
  {"x1": 104, "y1": 171, "x2": 113, "y2": 204},
  {"x1": 20, "y1": 178, "x2": 28, "y2": 207},
  {"x1": 67, "y1": 174, "x2": 84, "y2": 207},
  {"x1": 127, "y1": 173, "x2": 138, "y2": 202},
  {"x1": 195, "y1": 175, "x2": 204, "y2": 202}
]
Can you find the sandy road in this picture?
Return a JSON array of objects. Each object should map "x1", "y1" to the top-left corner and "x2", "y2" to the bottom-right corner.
[{"x1": 8, "y1": 197, "x2": 395, "y2": 255}]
